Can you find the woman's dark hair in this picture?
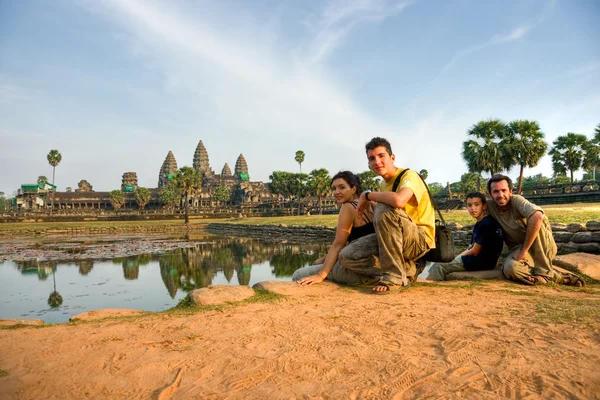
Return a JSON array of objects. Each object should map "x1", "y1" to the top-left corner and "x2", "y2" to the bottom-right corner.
[{"x1": 331, "y1": 171, "x2": 363, "y2": 195}]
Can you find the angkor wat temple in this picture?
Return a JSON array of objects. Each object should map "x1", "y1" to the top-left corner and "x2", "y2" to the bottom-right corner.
[
  {"x1": 15, "y1": 140, "x2": 276, "y2": 211},
  {"x1": 157, "y1": 140, "x2": 275, "y2": 206}
]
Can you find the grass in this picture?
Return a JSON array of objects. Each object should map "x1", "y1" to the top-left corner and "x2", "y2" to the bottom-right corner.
[
  {"x1": 204, "y1": 202, "x2": 600, "y2": 227},
  {"x1": 488, "y1": 282, "x2": 600, "y2": 327},
  {"x1": 533, "y1": 296, "x2": 600, "y2": 327},
  {"x1": 0, "y1": 203, "x2": 598, "y2": 233}
]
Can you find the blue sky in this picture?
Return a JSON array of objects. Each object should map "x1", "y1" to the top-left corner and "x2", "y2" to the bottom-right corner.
[{"x1": 1, "y1": 0, "x2": 599, "y2": 195}]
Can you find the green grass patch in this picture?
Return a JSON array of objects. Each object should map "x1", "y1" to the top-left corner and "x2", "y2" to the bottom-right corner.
[
  {"x1": 242, "y1": 289, "x2": 284, "y2": 304},
  {"x1": 533, "y1": 296, "x2": 600, "y2": 326},
  {"x1": 0, "y1": 323, "x2": 52, "y2": 330},
  {"x1": 165, "y1": 289, "x2": 285, "y2": 317},
  {"x1": 416, "y1": 280, "x2": 488, "y2": 290}
]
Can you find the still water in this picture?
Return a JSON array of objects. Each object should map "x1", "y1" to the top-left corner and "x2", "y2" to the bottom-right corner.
[{"x1": 0, "y1": 235, "x2": 328, "y2": 323}]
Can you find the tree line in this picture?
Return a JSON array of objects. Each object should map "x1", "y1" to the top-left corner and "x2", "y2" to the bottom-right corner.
[
  {"x1": 6, "y1": 123, "x2": 598, "y2": 215},
  {"x1": 460, "y1": 120, "x2": 600, "y2": 193}
]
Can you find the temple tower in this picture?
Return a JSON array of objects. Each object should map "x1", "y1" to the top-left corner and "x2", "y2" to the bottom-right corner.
[
  {"x1": 193, "y1": 140, "x2": 214, "y2": 177},
  {"x1": 158, "y1": 151, "x2": 178, "y2": 188},
  {"x1": 234, "y1": 154, "x2": 249, "y2": 180},
  {"x1": 221, "y1": 163, "x2": 232, "y2": 177},
  {"x1": 121, "y1": 172, "x2": 138, "y2": 192},
  {"x1": 76, "y1": 180, "x2": 93, "y2": 192}
]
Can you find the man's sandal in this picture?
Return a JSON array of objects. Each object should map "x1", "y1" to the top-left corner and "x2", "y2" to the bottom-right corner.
[
  {"x1": 562, "y1": 274, "x2": 585, "y2": 287},
  {"x1": 532, "y1": 275, "x2": 549, "y2": 285},
  {"x1": 372, "y1": 280, "x2": 407, "y2": 294}
]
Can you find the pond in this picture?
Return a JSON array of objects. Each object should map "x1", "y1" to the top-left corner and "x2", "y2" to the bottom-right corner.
[{"x1": 0, "y1": 234, "x2": 328, "y2": 323}]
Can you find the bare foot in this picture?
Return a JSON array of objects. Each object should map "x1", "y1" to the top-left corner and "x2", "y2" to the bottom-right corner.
[{"x1": 372, "y1": 284, "x2": 390, "y2": 293}]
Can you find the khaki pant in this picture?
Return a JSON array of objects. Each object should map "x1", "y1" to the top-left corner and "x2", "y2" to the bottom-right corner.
[
  {"x1": 428, "y1": 255, "x2": 465, "y2": 281},
  {"x1": 502, "y1": 218, "x2": 563, "y2": 284},
  {"x1": 339, "y1": 203, "x2": 429, "y2": 286}
]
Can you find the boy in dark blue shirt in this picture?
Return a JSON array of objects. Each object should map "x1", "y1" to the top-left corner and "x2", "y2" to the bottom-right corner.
[{"x1": 427, "y1": 192, "x2": 504, "y2": 281}]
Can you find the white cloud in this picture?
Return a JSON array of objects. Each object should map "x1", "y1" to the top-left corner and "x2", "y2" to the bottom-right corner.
[
  {"x1": 301, "y1": 0, "x2": 415, "y2": 65},
  {"x1": 84, "y1": 0, "x2": 409, "y2": 181}
]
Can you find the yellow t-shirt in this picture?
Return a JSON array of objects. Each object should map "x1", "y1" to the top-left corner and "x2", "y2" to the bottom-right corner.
[{"x1": 380, "y1": 168, "x2": 436, "y2": 248}]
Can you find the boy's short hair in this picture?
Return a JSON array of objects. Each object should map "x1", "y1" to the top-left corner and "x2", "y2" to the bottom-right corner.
[
  {"x1": 365, "y1": 137, "x2": 392, "y2": 156},
  {"x1": 466, "y1": 191, "x2": 487, "y2": 204},
  {"x1": 487, "y1": 174, "x2": 513, "y2": 194}
]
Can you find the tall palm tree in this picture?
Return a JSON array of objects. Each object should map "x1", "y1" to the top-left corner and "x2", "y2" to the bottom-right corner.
[
  {"x1": 419, "y1": 169, "x2": 429, "y2": 181},
  {"x1": 462, "y1": 119, "x2": 510, "y2": 179},
  {"x1": 172, "y1": 166, "x2": 202, "y2": 224},
  {"x1": 505, "y1": 120, "x2": 548, "y2": 193},
  {"x1": 308, "y1": 168, "x2": 331, "y2": 215},
  {"x1": 583, "y1": 140, "x2": 600, "y2": 181},
  {"x1": 549, "y1": 133, "x2": 588, "y2": 183},
  {"x1": 46, "y1": 149, "x2": 62, "y2": 214},
  {"x1": 295, "y1": 150, "x2": 305, "y2": 173},
  {"x1": 37, "y1": 175, "x2": 48, "y2": 185}
]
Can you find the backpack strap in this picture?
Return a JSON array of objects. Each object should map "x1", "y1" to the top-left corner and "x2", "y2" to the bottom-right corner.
[
  {"x1": 392, "y1": 168, "x2": 409, "y2": 192},
  {"x1": 394, "y1": 168, "x2": 445, "y2": 225}
]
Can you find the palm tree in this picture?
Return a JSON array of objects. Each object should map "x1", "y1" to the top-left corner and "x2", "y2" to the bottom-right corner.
[
  {"x1": 462, "y1": 119, "x2": 510, "y2": 178},
  {"x1": 588, "y1": 123, "x2": 600, "y2": 180},
  {"x1": 358, "y1": 170, "x2": 380, "y2": 191},
  {"x1": 48, "y1": 267, "x2": 63, "y2": 308},
  {"x1": 419, "y1": 169, "x2": 428, "y2": 181},
  {"x1": 308, "y1": 168, "x2": 331, "y2": 215},
  {"x1": 213, "y1": 186, "x2": 231, "y2": 204},
  {"x1": 549, "y1": 133, "x2": 588, "y2": 183},
  {"x1": 135, "y1": 187, "x2": 151, "y2": 210},
  {"x1": 505, "y1": 120, "x2": 548, "y2": 193},
  {"x1": 159, "y1": 184, "x2": 179, "y2": 212},
  {"x1": 295, "y1": 150, "x2": 305, "y2": 173},
  {"x1": 65, "y1": 187, "x2": 72, "y2": 192},
  {"x1": 37, "y1": 175, "x2": 48, "y2": 185},
  {"x1": 172, "y1": 166, "x2": 202, "y2": 224},
  {"x1": 109, "y1": 190, "x2": 125, "y2": 210},
  {"x1": 46, "y1": 149, "x2": 62, "y2": 214},
  {"x1": 583, "y1": 140, "x2": 600, "y2": 181}
]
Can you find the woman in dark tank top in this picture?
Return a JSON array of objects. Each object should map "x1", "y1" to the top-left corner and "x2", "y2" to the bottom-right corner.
[{"x1": 294, "y1": 171, "x2": 374, "y2": 285}]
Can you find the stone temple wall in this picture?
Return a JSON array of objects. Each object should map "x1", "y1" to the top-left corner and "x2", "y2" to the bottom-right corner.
[{"x1": 448, "y1": 220, "x2": 600, "y2": 255}]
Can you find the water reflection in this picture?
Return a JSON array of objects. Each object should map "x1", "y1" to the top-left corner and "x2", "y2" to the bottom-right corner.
[
  {"x1": 6, "y1": 236, "x2": 328, "y2": 321},
  {"x1": 47, "y1": 269, "x2": 63, "y2": 308},
  {"x1": 153, "y1": 238, "x2": 325, "y2": 298}
]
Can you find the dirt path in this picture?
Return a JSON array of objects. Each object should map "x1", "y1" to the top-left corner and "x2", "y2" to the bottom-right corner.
[{"x1": 1, "y1": 281, "x2": 599, "y2": 399}]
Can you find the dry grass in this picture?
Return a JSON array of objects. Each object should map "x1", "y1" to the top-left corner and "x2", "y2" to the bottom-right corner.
[{"x1": 0, "y1": 203, "x2": 598, "y2": 232}]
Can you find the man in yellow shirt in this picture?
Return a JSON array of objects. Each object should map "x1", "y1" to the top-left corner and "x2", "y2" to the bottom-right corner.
[{"x1": 339, "y1": 137, "x2": 435, "y2": 292}]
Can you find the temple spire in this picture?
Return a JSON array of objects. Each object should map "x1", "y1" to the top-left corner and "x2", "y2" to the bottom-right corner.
[{"x1": 158, "y1": 150, "x2": 178, "y2": 188}]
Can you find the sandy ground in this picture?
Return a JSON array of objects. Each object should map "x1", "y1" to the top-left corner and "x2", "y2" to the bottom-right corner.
[{"x1": 1, "y1": 280, "x2": 599, "y2": 400}]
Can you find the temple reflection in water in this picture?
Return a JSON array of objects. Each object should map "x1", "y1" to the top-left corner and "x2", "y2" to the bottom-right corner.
[{"x1": 14, "y1": 236, "x2": 328, "y2": 299}]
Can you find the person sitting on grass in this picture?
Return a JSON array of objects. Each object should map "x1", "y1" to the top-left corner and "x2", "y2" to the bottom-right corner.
[
  {"x1": 427, "y1": 192, "x2": 503, "y2": 281},
  {"x1": 292, "y1": 171, "x2": 377, "y2": 286}
]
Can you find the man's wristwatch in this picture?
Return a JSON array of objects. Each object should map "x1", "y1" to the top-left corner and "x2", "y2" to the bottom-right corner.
[{"x1": 364, "y1": 190, "x2": 371, "y2": 201}]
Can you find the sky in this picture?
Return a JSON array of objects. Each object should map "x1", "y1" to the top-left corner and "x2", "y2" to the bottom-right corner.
[{"x1": 1, "y1": 0, "x2": 599, "y2": 195}]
